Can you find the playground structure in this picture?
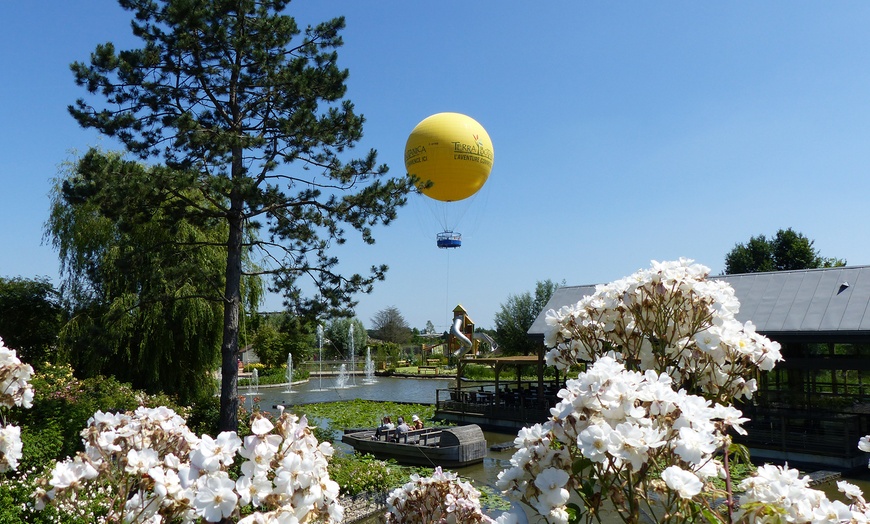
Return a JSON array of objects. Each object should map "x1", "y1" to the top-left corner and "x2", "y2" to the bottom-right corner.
[
  {"x1": 449, "y1": 304, "x2": 477, "y2": 358},
  {"x1": 435, "y1": 304, "x2": 559, "y2": 430}
]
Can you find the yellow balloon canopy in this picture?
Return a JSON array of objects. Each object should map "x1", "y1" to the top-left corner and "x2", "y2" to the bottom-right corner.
[{"x1": 404, "y1": 112, "x2": 494, "y2": 202}]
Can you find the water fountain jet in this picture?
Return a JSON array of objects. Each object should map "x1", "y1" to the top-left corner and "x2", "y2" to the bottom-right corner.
[
  {"x1": 335, "y1": 363, "x2": 349, "y2": 389},
  {"x1": 285, "y1": 353, "x2": 293, "y2": 393},
  {"x1": 348, "y1": 323, "x2": 357, "y2": 386},
  {"x1": 364, "y1": 347, "x2": 376, "y2": 384}
]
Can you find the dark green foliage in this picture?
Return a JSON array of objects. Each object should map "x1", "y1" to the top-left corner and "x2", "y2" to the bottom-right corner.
[
  {"x1": 46, "y1": 150, "x2": 242, "y2": 404},
  {"x1": 370, "y1": 306, "x2": 412, "y2": 344},
  {"x1": 250, "y1": 312, "x2": 314, "y2": 369},
  {"x1": 324, "y1": 317, "x2": 367, "y2": 360},
  {"x1": 494, "y1": 279, "x2": 560, "y2": 356},
  {"x1": 68, "y1": 0, "x2": 414, "y2": 431},
  {"x1": 328, "y1": 454, "x2": 431, "y2": 497},
  {"x1": 724, "y1": 228, "x2": 846, "y2": 274},
  {"x1": 0, "y1": 364, "x2": 185, "y2": 523},
  {"x1": 372, "y1": 340, "x2": 401, "y2": 368},
  {"x1": 251, "y1": 323, "x2": 294, "y2": 369},
  {"x1": 0, "y1": 277, "x2": 64, "y2": 366},
  {"x1": 186, "y1": 393, "x2": 222, "y2": 438},
  {"x1": 13, "y1": 364, "x2": 182, "y2": 472}
]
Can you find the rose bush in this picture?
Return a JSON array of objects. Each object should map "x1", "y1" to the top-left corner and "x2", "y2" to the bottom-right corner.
[
  {"x1": 35, "y1": 405, "x2": 342, "y2": 522},
  {"x1": 0, "y1": 337, "x2": 33, "y2": 472},
  {"x1": 386, "y1": 466, "x2": 502, "y2": 524}
]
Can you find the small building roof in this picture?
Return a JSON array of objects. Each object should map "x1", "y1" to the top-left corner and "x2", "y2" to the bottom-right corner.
[{"x1": 528, "y1": 266, "x2": 870, "y2": 343}]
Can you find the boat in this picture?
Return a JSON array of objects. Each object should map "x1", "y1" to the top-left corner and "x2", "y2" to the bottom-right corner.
[{"x1": 341, "y1": 424, "x2": 487, "y2": 468}]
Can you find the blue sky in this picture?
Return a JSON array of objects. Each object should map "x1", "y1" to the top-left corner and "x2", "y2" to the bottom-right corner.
[{"x1": 3, "y1": 2, "x2": 870, "y2": 332}]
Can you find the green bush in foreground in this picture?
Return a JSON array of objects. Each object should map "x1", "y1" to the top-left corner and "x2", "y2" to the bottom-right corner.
[{"x1": 328, "y1": 454, "x2": 431, "y2": 496}]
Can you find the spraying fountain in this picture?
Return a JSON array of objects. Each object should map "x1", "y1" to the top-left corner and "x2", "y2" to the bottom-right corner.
[
  {"x1": 248, "y1": 367, "x2": 260, "y2": 409},
  {"x1": 348, "y1": 323, "x2": 357, "y2": 386},
  {"x1": 317, "y1": 324, "x2": 324, "y2": 392},
  {"x1": 335, "y1": 363, "x2": 349, "y2": 389},
  {"x1": 284, "y1": 353, "x2": 293, "y2": 393},
  {"x1": 364, "y1": 346, "x2": 376, "y2": 384}
]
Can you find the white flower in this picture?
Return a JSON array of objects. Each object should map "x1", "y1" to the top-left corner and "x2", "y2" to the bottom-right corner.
[
  {"x1": 125, "y1": 448, "x2": 160, "y2": 475},
  {"x1": 662, "y1": 466, "x2": 703, "y2": 499},
  {"x1": 0, "y1": 424, "x2": 22, "y2": 472},
  {"x1": 837, "y1": 480, "x2": 865, "y2": 503},
  {"x1": 147, "y1": 465, "x2": 182, "y2": 499},
  {"x1": 193, "y1": 471, "x2": 238, "y2": 522},
  {"x1": 250, "y1": 415, "x2": 275, "y2": 436},
  {"x1": 673, "y1": 426, "x2": 718, "y2": 465},
  {"x1": 812, "y1": 498, "x2": 853, "y2": 522},
  {"x1": 191, "y1": 431, "x2": 242, "y2": 472},
  {"x1": 49, "y1": 458, "x2": 99, "y2": 489},
  {"x1": 494, "y1": 513, "x2": 519, "y2": 524},
  {"x1": 236, "y1": 474, "x2": 274, "y2": 507},
  {"x1": 712, "y1": 404, "x2": 749, "y2": 435},
  {"x1": 577, "y1": 424, "x2": 611, "y2": 463},
  {"x1": 607, "y1": 422, "x2": 660, "y2": 471},
  {"x1": 533, "y1": 468, "x2": 570, "y2": 508}
]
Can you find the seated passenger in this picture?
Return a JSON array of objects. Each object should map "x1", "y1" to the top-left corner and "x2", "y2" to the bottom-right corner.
[
  {"x1": 411, "y1": 414, "x2": 424, "y2": 430},
  {"x1": 374, "y1": 416, "x2": 394, "y2": 439},
  {"x1": 394, "y1": 417, "x2": 410, "y2": 441}
]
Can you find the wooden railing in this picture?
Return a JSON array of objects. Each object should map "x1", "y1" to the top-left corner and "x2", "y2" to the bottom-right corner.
[
  {"x1": 435, "y1": 384, "x2": 555, "y2": 424},
  {"x1": 737, "y1": 406, "x2": 870, "y2": 459}
]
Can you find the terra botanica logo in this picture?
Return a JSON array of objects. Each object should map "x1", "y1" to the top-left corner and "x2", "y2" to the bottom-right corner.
[
  {"x1": 405, "y1": 145, "x2": 427, "y2": 166},
  {"x1": 405, "y1": 134, "x2": 493, "y2": 168},
  {"x1": 451, "y1": 135, "x2": 493, "y2": 167}
]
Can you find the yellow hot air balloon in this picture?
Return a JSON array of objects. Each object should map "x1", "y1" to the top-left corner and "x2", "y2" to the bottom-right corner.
[{"x1": 404, "y1": 113, "x2": 494, "y2": 248}]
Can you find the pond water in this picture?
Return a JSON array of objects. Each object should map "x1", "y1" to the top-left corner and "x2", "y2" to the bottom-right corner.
[
  {"x1": 244, "y1": 377, "x2": 870, "y2": 522},
  {"x1": 245, "y1": 375, "x2": 454, "y2": 408}
]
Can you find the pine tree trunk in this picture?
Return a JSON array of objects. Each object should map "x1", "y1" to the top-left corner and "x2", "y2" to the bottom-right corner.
[{"x1": 218, "y1": 202, "x2": 244, "y2": 434}]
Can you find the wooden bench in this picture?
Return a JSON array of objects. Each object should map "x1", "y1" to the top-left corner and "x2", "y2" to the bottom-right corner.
[
  {"x1": 426, "y1": 358, "x2": 441, "y2": 366},
  {"x1": 419, "y1": 365, "x2": 438, "y2": 374},
  {"x1": 374, "y1": 427, "x2": 440, "y2": 445}
]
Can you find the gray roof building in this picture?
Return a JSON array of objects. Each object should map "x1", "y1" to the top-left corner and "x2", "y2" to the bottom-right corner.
[{"x1": 529, "y1": 265, "x2": 870, "y2": 343}]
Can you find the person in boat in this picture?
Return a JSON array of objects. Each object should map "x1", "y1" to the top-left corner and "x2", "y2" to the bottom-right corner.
[
  {"x1": 411, "y1": 414, "x2": 424, "y2": 430},
  {"x1": 375, "y1": 416, "x2": 394, "y2": 439},
  {"x1": 394, "y1": 416, "x2": 410, "y2": 441}
]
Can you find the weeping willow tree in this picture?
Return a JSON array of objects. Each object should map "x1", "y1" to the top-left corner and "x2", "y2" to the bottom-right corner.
[{"x1": 46, "y1": 149, "x2": 262, "y2": 403}]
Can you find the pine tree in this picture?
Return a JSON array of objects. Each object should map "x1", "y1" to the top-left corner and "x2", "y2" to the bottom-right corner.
[{"x1": 69, "y1": 0, "x2": 412, "y2": 431}]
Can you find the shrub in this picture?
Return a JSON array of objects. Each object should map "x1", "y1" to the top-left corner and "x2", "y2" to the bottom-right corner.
[{"x1": 328, "y1": 454, "x2": 420, "y2": 496}]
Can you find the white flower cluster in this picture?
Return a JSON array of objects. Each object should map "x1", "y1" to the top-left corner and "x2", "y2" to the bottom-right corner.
[
  {"x1": 35, "y1": 407, "x2": 342, "y2": 523},
  {"x1": 736, "y1": 464, "x2": 870, "y2": 522},
  {"x1": 497, "y1": 355, "x2": 747, "y2": 522},
  {"x1": 386, "y1": 466, "x2": 508, "y2": 524},
  {"x1": 0, "y1": 337, "x2": 33, "y2": 472},
  {"x1": 493, "y1": 260, "x2": 791, "y2": 523},
  {"x1": 544, "y1": 258, "x2": 782, "y2": 402}
]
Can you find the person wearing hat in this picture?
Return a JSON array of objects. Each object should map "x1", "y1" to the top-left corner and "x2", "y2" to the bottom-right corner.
[{"x1": 411, "y1": 414, "x2": 424, "y2": 430}]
